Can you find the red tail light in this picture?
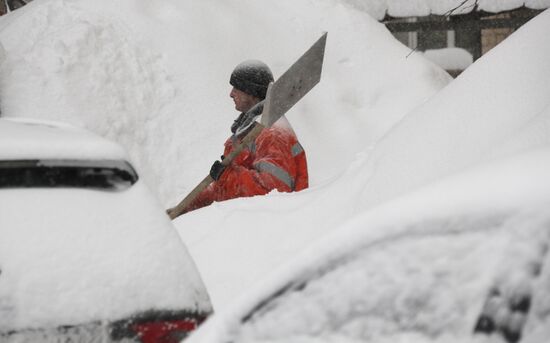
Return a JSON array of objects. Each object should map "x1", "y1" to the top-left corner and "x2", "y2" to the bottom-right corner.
[
  {"x1": 110, "y1": 311, "x2": 209, "y2": 342},
  {"x1": 132, "y1": 319, "x2": 199, "y2": 343}
]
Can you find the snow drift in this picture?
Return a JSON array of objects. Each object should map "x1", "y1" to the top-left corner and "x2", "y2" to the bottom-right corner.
[
  {"x1": 357, "y1": 8, "x2": 550, "y2": 210},
  {"x1": 0, "y1": 0, "x2": 452, "y2": 310},
  {"x1": 0, "y1": 0, "x2": 450, "y2": 206},
  {"x1": 177, "y1": 8, "x2": 550, "y2": 310},
  {"x1": 183, "y1": 9, "x2": 550, "y2": 335},
  {"x1": 186, "y1": 146, "x2": 550, "y2": 343}
]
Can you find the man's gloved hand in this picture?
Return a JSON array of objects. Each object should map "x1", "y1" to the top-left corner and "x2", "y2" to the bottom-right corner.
[{"x1": 210, "y1": 160, "x2": 226, "y2": 181}]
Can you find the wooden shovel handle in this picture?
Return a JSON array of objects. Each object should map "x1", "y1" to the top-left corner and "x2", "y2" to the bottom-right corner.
[{"x1": 168, "y1": 122, "x2": 265, "y2": 219}]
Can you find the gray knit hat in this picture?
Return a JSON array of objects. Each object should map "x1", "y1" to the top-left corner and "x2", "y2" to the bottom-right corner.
[{"x1": 229, "y1": 60, "x2": 274, "y2": 99}]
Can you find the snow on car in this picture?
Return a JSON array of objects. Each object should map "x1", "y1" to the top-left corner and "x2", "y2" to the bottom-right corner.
[
  {"x1": 176, "y1": 7, "x2": 550, "y2": 312},
  {"x1": 0, "y1": 0, "x2": 453, "y2": 312},
  {"x1": 186, "y1": 147, "x2": 550, "y2": 343},
  {"x1": 0, "y1": 118, "x2": 212, "y2": 342}
]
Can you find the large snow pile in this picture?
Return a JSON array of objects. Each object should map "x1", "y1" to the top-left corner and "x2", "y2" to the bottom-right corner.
[
  {"x1": 0, "y1": 2, "x2": 548, "y2": 341},
  {"x1": 357, "y1": 8, "x2": 550, "y2": 209},
  {"x1": 0, "y1": 0, "x2": 451, "y2": 310},
  {"x1": 176, "y1": 8, "x2": 550, "y2": 311},
  {"x1": 0, "y1": 0, "x2": 449, "y2": 205},
  {"x1": 186, "y1": 147, "x2": 550, "y2": 343}
]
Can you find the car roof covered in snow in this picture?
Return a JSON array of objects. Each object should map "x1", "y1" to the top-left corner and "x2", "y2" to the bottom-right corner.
[
  {"x1": 0, "y1": 178, "x2": 213, "y2": 330},
  {"x1": 0, "y1": 117, "x2": 128, "y2": 161},
  {"x1": 186, "y1": 147, "x2": 550, "y2": 343}
]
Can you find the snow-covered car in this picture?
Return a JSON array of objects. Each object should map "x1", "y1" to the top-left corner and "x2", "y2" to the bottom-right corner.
[
  {"x1": 0, "y1": 118, "x2": 212, "y2": 342},
  {"x1": 187, "y1": 148, "x2": 550, "y2": 343}
]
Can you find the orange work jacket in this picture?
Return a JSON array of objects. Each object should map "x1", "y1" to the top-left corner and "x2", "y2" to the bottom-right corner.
[{"x1": 187, "y1": 124, "x2": 308, "y2": 212}]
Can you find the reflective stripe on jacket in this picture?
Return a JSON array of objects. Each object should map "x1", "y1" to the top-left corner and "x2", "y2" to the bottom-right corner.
[{"x1": 187, "y1": 125, "x2": 308, "y2": 212}]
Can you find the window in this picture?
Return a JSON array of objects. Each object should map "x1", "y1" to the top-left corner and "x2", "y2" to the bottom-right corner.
[{"x1": 0, "y1": 160, "x2": 138, "y2": 190}]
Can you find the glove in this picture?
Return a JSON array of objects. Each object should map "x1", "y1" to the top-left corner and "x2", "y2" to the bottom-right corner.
[{"x1": 210, "y1": 160, "x2": 226, "y2": 181}]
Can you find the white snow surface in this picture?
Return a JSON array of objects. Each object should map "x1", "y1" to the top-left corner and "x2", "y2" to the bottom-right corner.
[
  {"x1": 0, "y1": 0, "x2": 450, "y2": 311},
  {"x1": 343, "y1": 0, "x2": 550, "y2": 19},
  {"x1": 357, "y1": 9, "x2": 550, "y2": 210},
  {"x1": 0, "y1": 182, "x2": 212, "y2": 330},
  {"x1": 1, "y1": 1, "x2": 549, "y2": 340},
  {"x1": 0, "y1": 0, "x2": 451, "y2": 204},
  {"x1": 0, "y1": 119, "x2": 212, "y2": 330},
  {"x1": 179, "y1": 9, "x2": 550, "y2": 311},
  {"x1": 423, "y1": 47, "x2": 473, "y2": 71},
  {"x1": 0, "y1": 117, "x2": 127, "y2": 160},
  {"x1": 187, "y1": 147, "x2": 550, "y2": 343}
]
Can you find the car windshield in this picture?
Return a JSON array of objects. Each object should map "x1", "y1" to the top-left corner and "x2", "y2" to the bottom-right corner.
[{"x1": 0, "y1": 159, "x2": 138, "y2": 191}]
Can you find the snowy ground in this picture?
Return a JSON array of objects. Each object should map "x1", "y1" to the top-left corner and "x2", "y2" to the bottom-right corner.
[
  {"x1": 185, "y1": 9, "x2": 550, "y2": 341},
  {"x1": 186, "y1": 146, "x2": 550, "y2": 343},
  {"x1": 177, "y1": 7, "x2": 550, "y2": 311},
  {"x1": 0, "y1": 0, "x2": 450, "y2": 310},
  {"x1": 1, "y1": 3, "x2": 549, "y2": 340},
  {"x1": 0, "y1": 0, "x2": 450, "y2": 203}
]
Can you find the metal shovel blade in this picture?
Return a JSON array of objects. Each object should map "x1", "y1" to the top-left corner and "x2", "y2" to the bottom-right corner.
[{"x1": 261, "y1": 32, "x2": 327, "y2": 127}]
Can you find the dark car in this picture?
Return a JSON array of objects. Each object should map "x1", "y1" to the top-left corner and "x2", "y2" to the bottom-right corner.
[
  {"x1": 0, "y1": 118, "x2": 213, "y2": 342},
  {"x1": 187, "y1": 148, "x2": 550, "y2": 343}
]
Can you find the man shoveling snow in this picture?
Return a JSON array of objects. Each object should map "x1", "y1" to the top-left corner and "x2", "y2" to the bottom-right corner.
[{"x1": 167, "y1": 60, "x2": 308, "y2": 217}]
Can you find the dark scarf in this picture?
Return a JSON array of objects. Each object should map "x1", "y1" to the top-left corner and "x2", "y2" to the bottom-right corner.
[{"x1": 230, "y1": 101, "x2": 264, "y2": 137}]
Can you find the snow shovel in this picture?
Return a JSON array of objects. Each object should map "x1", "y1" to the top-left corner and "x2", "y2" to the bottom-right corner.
[{"x1": 168, "y1": 32, "x2": 327, "y2": 219}]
